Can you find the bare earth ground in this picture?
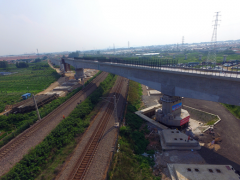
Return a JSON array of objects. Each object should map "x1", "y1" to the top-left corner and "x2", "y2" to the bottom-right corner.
[
  {"x1": 57, "y1": 77, "x2": 128, "y2": 180},
  {"x1": 183, "y1": 98, "x2": 240, "y2": 172},
  {"x1": 48, "y1": 60, "x2": 61, "y2": 74},
  {"x1": 141, "y1": 85, "x2": 206, "y2": 179},
  {"x1": 56, "y1": 101, "x2": 111, "y2": 180},
  {"x1": 85, "y1": 78, "x2": 128, "y2": 180},
  {"x1": 141, "y1": 84, "x2": 240, "y2": 179},
  {"x1": 141, "y1": 85, "x2": 162, "y2": 108},
  {"x1": 154, "y1": 150, "x2": 206, "y2": 180},
  {"x1": 36, "y1": 77, "x2": 66, "y2": 95},
  {"x1": 0, "y1": 73, "x2": 108, "y2": 176},
  {"x1": 143, "y1": 119, "x2": 206, "y2": 180}
]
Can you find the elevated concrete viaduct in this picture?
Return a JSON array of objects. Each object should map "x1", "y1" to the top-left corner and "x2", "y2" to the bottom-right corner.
[{"x1": 49, "y1": 58, "x2": 240, "y2": 106}]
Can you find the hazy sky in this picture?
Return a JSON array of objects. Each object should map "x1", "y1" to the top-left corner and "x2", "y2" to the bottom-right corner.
[{"x1": 0, "y1": 0, "x2": 240, "y2": 55}]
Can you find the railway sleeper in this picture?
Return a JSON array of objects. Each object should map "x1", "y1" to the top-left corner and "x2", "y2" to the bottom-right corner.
[{"x1": 74, "y1": 175, "x2": 83, "y2": 179}]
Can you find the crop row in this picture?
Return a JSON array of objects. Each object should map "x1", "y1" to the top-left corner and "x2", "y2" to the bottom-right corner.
[
  {"x1": 0, "y1": 71, "x2": 102, "y2": 147},
  {"x1": 1, "y1": 73, "x2": 117, "y2": 180},
  {"x1": 0, "y1": 63, "x2": 61, "y2": 112}
]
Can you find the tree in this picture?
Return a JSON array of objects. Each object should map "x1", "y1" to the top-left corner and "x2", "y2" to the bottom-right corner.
[
  {"x1": 34, "y1": 58, "x2": 41, "y2": 63},
  {"x1": 222, "y1": 49, "x2": 235, "y2": 55},
  {"x1": 68, "y1": 51, "x2": 80, "y2": 58},
  {"x1": 16, "y1": 62, "x2": 29, "y2": 68},
  {"x1": 0, "y1": 61, "x2": 8, "y2": 68}
]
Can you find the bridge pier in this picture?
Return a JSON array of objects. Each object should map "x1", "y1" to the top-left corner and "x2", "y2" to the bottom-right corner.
[
  {"x1": 64, "y1": 63, "x2": 71, "y2": 72},
  {"x1": 61, "y1": 58, "x2": 71, "y2": 72},
  {"x1": 58, "y1": 57, "x2": 240, "y2": 106},
  {"x1": 74, "y1": 68, "x2": 85, "y2": 80},
  {"x1": 156, "y1": 95, "x2": 190, "y2": 127},
  {"x1": 60, "y1": 63, "x2": 65, "y2": 71}
]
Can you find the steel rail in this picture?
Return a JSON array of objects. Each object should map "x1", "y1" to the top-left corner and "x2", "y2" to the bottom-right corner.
[
  {"x1": 69, "y1": 77, "x2": 125, "y2": 180},
  {"x1": 0, "y1": 72, "x2": 108, "y2": 160}
]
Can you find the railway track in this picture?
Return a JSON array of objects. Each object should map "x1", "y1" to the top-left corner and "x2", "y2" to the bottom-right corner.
[
  {"x1": 0, "y1": 72, "x2": 108, "y2": 161},
  {"x1": 68, "y1": 77, "x2": 125, "y2": 180}
]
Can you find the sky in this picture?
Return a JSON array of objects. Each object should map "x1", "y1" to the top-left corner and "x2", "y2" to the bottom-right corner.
[{"x1": 0, "y1": 0, "x2": 240, "y2": 56}]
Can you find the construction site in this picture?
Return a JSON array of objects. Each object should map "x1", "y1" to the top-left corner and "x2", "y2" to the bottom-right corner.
[
  {"x1": 138, "y1": 84, "x2": 240, "y2": 179},
  {"x1": 0, "y1": 58, "x2": 240, "y2": 180}
]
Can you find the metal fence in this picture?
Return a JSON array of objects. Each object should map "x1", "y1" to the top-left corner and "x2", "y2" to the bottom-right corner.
[{"x1": 73, "y1": 57, "x2": 240, "y2": 79}]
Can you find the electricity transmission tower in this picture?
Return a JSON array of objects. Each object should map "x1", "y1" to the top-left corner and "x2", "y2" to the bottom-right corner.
[{"x1": 207, "y1": 12, "x2": 221, "y2": 65}]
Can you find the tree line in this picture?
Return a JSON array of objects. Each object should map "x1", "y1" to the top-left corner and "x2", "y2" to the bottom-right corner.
[
  {"x1": 1, "y1": 73, "x2": 117, "y2": 180},
  {"x1": 16, "y1": 62, "x2": 29, "y2": 68},
  {"x1": 0, "y1": 61, "x2": 8, "y2": 68}
]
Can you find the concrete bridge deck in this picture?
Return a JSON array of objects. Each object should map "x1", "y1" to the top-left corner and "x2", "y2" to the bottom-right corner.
[{"x1": 50, "y1": 58, "x2": 240, "y2": 106}]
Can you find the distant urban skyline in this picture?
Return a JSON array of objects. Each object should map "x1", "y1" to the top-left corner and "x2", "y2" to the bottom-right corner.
[
  {"x1": 0, "y1": 0, "x2": 240, "y2": 56},
  {"x1": 1, "y1": 38, "x2": 240, "y2": 57}
]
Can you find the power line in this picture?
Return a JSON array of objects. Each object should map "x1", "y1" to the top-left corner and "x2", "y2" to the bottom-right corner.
[
  {"x1": 36, "y1": 49, "x2": 39, "y2": 58},
  {"x1": 207, "y1": 12, "x2": 221, "y2": 65}
]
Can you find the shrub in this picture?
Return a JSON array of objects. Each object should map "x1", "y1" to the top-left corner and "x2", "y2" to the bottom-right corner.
[{"x1": 1, "y1": 73, "x2": 117, "y2": 180}]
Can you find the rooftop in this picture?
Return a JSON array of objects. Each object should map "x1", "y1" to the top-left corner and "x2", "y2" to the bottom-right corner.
[{"x1": 167, "y1": 164, "x2": 240, "y2": 180}]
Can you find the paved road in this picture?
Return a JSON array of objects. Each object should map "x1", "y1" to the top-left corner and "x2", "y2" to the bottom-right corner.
[{"x1": 183, "y1": 98, "x2": 240, "y2": 171}]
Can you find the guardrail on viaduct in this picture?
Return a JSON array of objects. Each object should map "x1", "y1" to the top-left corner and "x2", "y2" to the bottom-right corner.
[{"x1": 50, "y1": 57, "x2": 240, "y2": 106}]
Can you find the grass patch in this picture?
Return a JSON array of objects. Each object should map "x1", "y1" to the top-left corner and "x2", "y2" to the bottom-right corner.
[
  {"x1": 0, "y1": 71, "x2": 101, "y2": 149},
  {"x1": 206, "y1": 117, "x2": 219, "y2": 125},
  {"x1": 222, "y1": 104, "x2": 240, "y2": 119},
  {"x1": 1, "y1": 74, "x2": 117, "y2": 180},
  {"x1": 109, "y1": 80, "x2": 160, "y2": 180},
  {"x1": 35, "y1": 140, "x2": 76, "y2": 180},
  {"x1": 35, "y1": 99, "x2": 106, "y2": 180},
  {"x1": 183, "y1": 106, "x2": 218, "y2": 124},
  {"x1": 0, "y1": 62, "x2": 60, "y2": 112},
  {"x1": 109, "y1": 138, "x2": 158, "y2": 180}
]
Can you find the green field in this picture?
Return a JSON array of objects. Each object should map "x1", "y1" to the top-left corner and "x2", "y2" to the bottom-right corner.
[
  {"x1": 168, "y1": 51, "x2": 240, "y2": 64},
  {"x1": 0, "y1": 61, "x2": 60, "y2": 112},
  {"x1": 1, "y1": 73, "x2": 117, "y2": 180},
  {"x1": 222, "y1": 104, "x2": 240, "y2": 119}
]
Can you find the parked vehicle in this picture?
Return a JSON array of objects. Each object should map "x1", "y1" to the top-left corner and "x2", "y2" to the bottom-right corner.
[{"x1": 22, "y1": 93, "x2": 31, "y2": 100}]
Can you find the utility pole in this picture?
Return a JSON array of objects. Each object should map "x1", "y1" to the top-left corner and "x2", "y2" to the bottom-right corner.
[
  {"x1": 82, "y1": 78, "x2": 85, "y2": 88},
  {"x1": 207, "y1": 12, "x2": 221, "y2": 66},
  {"x1": 100, "y1": 95, "x2": 119, "y2": 127},
  {"x1": 33, "y1": 94, "x2": 41, "y2": 121},
  {"x1": 36, "y1": 49, "x2": 39, "y2": 58},
  {"x1": 113, "y1": 95, "x2": 118, "y2": 127},
  {"x1": 182, "y1": 36, "x2": 184, "y2": 48}
]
